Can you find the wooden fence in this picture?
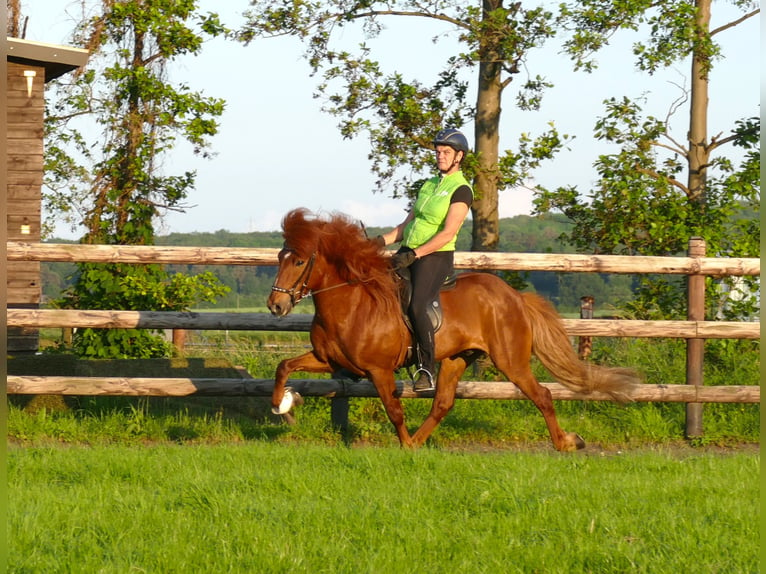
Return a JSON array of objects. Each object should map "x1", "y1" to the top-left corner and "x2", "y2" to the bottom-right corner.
[{"x1": 6, "y1": 239, "x2": 761, "y2": 437}]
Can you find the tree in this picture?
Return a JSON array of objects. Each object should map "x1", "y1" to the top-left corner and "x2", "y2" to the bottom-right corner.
[
  {"x1": 535, "y1": 0, "x2": 760, "y2": 319},
  {"x1": 239, "y1": 0, "x2": 572, "y2": 252},
  {"x1": 6, "y1": 0, "x2": 25, "y2": 37},
  {"x1": 46, "y1": 0, "x2": 230, "y2": 358}
]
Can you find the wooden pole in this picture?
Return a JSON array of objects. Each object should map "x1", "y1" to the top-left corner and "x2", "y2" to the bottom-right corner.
[
  {"x1": 172, "y1": 329, "x2": 186, "y2": 354},
  {"x1": 686, "y1": 237, "x2": 706, "y2": 438},
  {"x1": 6, "y1": 309, "x2": 760, "y2": 339},
  {"x1": 578, "y1": 295, "x2": 594, "y2": 360},
  {"x1": 6, "y1": 376, "x2": 759, "y2": 403},
  {"x1": 7, "y1": 242, "x2": 761, "y2": 276}
]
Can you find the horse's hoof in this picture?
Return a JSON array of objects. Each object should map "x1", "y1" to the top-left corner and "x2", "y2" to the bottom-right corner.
[
  {"x1": 272, "y1": 388, "x2": 295, "y2": 415},
  {"x1": 559, "y1": 432, "x2": 586, "y2": 452}
]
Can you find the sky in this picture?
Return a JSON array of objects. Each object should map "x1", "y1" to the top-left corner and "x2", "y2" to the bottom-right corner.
[{"x1": 20, "y1": 1, "x2": 760, "y2": 239}]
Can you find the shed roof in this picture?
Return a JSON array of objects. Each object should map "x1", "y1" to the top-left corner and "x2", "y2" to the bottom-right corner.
[{"x1": 7, "y1": 37, "x2": 89, "y2": 82}]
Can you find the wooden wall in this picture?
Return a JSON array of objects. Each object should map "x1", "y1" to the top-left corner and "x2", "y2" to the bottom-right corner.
[{"x1": 7, "y1": 60, "x2": 44, "y2": 353}]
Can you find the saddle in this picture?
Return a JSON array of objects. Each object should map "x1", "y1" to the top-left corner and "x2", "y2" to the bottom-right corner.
[
  {"x1": 331, "y1": 270, "x2": 458, "y2": 383},
  {"x1": 396, "y1": 267, "x2": 457, "y2": 333}
]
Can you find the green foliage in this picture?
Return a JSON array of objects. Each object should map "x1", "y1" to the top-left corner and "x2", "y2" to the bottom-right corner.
[
  {"x1": 537, "y1": 104, "x2": 760, "y2": 318},
  {"x1": 239, "y1": 1, "x2": 571, "y2": 250},
  {"x1": 536, "y1": 1, "x2": 760, "y2": 319},
  {"x1": 54, "y1": 265, "x2": 229, "y2": 358},
  {"x1": 559, "y1": 0, "x2": 759, "y2": 75},
  {"x1": 44, "y1": 1, "x2": 228, "y2": 238},
  {"x1": 44, "y1": 1, "x2": 231, "y2": 358}
]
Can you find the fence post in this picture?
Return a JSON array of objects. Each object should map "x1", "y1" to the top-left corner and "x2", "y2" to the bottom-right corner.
[
  {"x1": 330, "y1": 370, "x2": 353, "y2": 433},
  {"x1": 172, "y1": 329, "x2": 187, "y2": 354},
  {"x1": 578, "y1": 295, "x2": 594, "y2": 360},
  {"x1": 686, "y1": 237, "x2": 706, "y2": 439}
]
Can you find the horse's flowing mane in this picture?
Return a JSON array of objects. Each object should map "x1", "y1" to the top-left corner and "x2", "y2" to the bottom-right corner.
[{"x1": 281, "y1": 208, "x2": 399, "y2": 311}]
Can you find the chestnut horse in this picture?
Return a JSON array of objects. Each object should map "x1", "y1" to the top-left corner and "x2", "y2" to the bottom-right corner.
[{"x1": 267, "y1": 209, "x2": 639, "y2": 451}]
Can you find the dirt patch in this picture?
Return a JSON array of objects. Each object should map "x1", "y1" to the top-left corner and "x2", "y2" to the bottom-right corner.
[{"x1": 436, "y1": 439, "x2": 760, "y2": 457}]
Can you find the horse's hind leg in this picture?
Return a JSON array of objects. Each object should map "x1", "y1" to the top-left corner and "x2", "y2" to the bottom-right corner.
[
  {"x1": 493, "y1": 351, "x2": 584, "y2": 452},
  {"x1": 514, "y1": 368, "x2": 584, "y2": 451},
  {"x1": 411, "y1": 356, "x2": 468, "y2": 448}
]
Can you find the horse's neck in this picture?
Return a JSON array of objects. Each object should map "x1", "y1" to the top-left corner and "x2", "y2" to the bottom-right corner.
[{"x1": 313, "y1": 282, "x2": 400, "y2": 328}]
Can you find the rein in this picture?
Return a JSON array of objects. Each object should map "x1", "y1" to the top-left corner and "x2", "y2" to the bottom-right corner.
[{"x1": 270, "y1": 251, "x2": 355, "y2": 306}]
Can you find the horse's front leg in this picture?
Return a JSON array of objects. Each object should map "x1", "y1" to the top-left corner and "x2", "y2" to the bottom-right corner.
[
  {"x1": 411, "y1": 356, "x2": 468, "y2": 447},
  {"x1": 271, "y1": 351, "x2": 333, "y2": 414},
  {"x1": 368, "y1": 368, "x2": 413, "y2": 448}
]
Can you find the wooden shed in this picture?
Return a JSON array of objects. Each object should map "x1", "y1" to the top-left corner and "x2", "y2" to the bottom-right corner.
[{"x1": 6, "y1": 38, "x2": 88, "y2": 353}]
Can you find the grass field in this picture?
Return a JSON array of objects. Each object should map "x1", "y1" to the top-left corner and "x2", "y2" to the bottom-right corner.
[
  {"x1": 8, "y1": 443, "x2": 759, "y2": 573},
  {"x1": 7, "y1": 335, "x2": 760, "y2": 572}
]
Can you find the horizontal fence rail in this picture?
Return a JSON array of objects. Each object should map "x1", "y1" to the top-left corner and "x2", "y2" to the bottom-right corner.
[
  {"x1": 6, "y1": 242, "x2": 761, "y2": 275},
  {"x1": 6, "y1": 241, "x2": 761, "y2": 418},
  {"x1": 6, "y1": 309, "x2": 761, "y2": 340},
  {"x1": 7, "y1": 377, "x2": 759, "y2": 404}
]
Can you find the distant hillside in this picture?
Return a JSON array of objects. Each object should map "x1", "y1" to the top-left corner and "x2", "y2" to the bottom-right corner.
[
  {"x1": 47, "y1": 213, "x2": 574, "y2": 251},
  {"x1": 42, "y1": 214, "x2": 633, "y2": 312},
  {"x1": 154, "y1": 229, "x2": 285, "y2": 248}
]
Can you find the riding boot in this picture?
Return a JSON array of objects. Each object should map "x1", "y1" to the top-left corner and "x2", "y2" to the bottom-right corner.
[
  {"x1": 413, "y1": 367, "x2": 435, "y2": 392},
  {"x1": 412, "y1": 336, "x2": 436, "y2": 392}
]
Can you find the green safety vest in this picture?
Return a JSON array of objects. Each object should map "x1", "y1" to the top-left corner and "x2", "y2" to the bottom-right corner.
[{"x1": 403, "y1": 171, "x2": 473, "y2": 252}]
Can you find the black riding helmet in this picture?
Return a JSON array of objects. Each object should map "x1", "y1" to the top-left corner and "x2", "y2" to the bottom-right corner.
[{"x1": 432, "y1": 127, "x2": 470, "y2": 154}]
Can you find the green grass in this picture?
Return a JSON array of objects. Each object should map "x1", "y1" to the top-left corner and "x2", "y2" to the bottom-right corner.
[
  {"x1": 8, "y1": 443, "x2": 759, "y2": 573},
  {"x1": 7, "y1": 336, "x2": 760, "y2": 572}
]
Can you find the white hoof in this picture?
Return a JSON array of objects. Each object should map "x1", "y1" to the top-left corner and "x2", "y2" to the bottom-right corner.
[{"x1": 272, "y1": 388, "x2": 295, "y2": 415}]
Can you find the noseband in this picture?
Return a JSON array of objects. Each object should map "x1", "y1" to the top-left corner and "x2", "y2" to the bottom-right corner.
[{"x1": 270, "y1": 250, "x2": 317, "y2": 307}]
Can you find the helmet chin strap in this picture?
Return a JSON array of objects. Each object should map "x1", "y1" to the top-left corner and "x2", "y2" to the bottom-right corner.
[{"x1": 439, "y1": 161, "x2": 460, "y2": 176}]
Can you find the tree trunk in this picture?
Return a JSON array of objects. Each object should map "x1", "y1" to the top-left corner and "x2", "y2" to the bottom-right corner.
[
  {"x1": 688, "y1": 0, "x2": 711, "y2": 205},
  {"x1": 471, "y1": 0, "x2": 504, "y2": 253},
  {"x1": 7, "y1": 0, "x2": 23, "y2": 37}
]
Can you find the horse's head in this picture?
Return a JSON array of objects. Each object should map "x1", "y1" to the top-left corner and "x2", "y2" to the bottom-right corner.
[
  {"x1": 267, "y1": 247, "x2": 317, "y2": 316},
  {"x1": 267, "y1": 209, "x2": 324, "y2": 316},
  {"x1": 267, "y1": 207, "x2": 398, "y2": 316}
]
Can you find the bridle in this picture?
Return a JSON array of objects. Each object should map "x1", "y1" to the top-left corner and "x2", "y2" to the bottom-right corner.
[
  {"x1": 270, "y1": 249, "x2": 355, "y2": 307},
  {"x1": 270, "y1": 249, "x2": 317, "y2": 307}
]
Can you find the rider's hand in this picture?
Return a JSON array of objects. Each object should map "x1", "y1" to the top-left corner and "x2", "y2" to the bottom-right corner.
[{"x1": 391, "y1": 247, "x2": 417, "y2": 270}]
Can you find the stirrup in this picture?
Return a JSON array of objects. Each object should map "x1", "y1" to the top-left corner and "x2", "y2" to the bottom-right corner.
[{"x1": 412, "y1": 368, "x2": 435, "y2": 392}]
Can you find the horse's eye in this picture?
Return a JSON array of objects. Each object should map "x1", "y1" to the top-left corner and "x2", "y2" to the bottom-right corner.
[{"x1": 295, "y1": 259, "x2": 305, "y2": 267}]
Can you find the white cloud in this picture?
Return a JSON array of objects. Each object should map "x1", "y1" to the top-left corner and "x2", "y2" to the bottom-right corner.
[
  {"x1": 498, "y1": 186, "x2": 535, "y2": 218},
  {"x1": 337, "y1": 197, "x2": 410, "y2": 229}
]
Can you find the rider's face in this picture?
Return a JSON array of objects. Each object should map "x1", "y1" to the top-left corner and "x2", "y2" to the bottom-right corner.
[{"x1": 435, "y1": 145, "x2": 462, "y2": 174}]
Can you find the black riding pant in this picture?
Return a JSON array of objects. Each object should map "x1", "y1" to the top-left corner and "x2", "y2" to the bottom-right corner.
[{"x1": 407, "y1": 250, "x2": 453, "y2": 373}]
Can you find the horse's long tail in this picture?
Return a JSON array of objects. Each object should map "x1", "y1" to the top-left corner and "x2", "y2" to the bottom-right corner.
[{"x1": 521, "y1": 292, "x2": 641, "y2": 402}]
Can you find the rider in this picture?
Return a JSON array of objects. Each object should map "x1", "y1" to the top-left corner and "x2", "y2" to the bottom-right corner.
[{"x1": 377, "y1": 128, "x2": 473, "y2": 392}]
